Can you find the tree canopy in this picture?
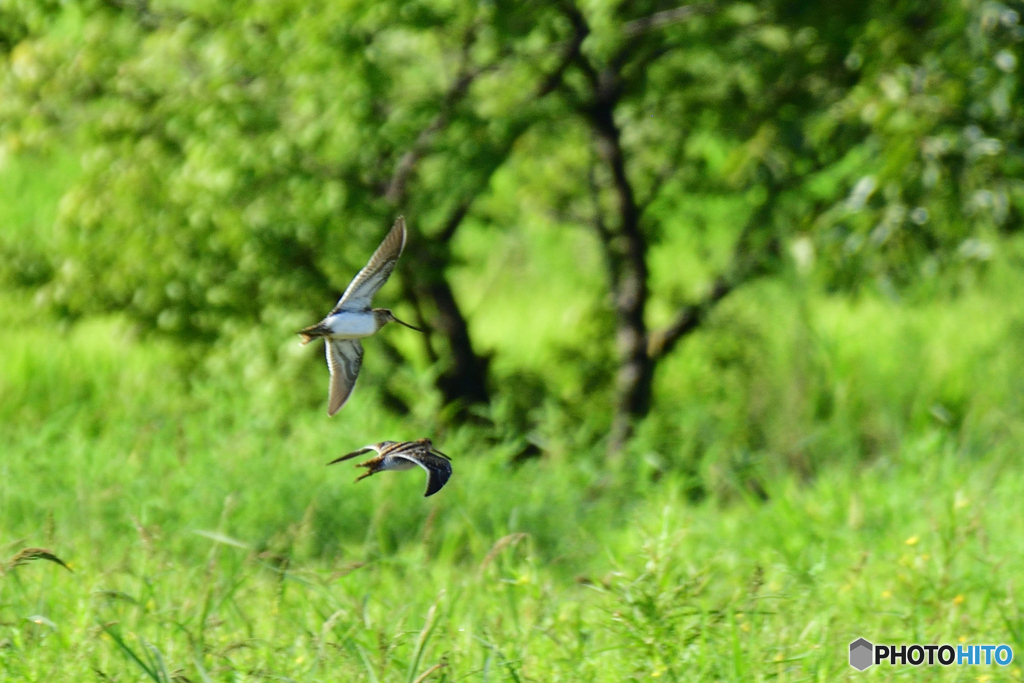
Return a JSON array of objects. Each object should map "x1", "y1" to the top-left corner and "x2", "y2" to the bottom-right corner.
[{"x1": 1, "y1": 0, "x2": 1020, "y2": 452}]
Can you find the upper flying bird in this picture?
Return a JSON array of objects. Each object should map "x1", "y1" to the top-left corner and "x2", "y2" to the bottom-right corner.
[
  {"x1": 328, "y1": 438, "x2": 453, "y2": 497},
  {"x1": 299, "y1": 216, "x2": 422, "y2": 415}
]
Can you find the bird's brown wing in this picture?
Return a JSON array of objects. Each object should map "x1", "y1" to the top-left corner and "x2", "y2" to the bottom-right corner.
[
  {"x1": 331, "y1": 217, "x2": 406, "y2": 313},
  {"x1": 325, "y1": 339, "x2": 364, "y2": 415}
]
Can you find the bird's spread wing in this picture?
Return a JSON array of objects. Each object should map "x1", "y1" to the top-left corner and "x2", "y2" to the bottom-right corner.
[
  {"x1": 325, "y1": 339, "x2": 364, "y2": 415},
  {"x1": 397, "y1": 449, "x2": 453, "y2": 497},
  {"x1": 331, "y1": 217, "x2": 406, "y2": 313}
]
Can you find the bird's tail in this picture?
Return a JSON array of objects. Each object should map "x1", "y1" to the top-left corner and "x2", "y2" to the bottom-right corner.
[{"x1": 298, "y1": 321, "x2": 331, "y2": 345}]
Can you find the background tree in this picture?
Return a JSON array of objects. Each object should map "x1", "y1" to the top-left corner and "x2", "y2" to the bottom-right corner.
[{"x1": 1, "y1": 0, "x2": 1020, "y2": 454}]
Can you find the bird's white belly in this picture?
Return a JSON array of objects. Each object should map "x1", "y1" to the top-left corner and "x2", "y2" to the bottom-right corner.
[
  {"x1": 381, "y1": 457, "x2": 417, "y2": 471},
  {"x1": 325, "y1": 311, "x2": 377, "y2": 339}
]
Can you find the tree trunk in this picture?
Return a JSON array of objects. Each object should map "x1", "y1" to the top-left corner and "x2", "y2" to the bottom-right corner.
[
  {"x1": 590, "y1": 86, "x2": 653, "y2": 455},
  {"x1": 382, "y1": 14, "x2": 588, "y2": 414},
  {"x1": 419, "y1": 271, "x2": 490, "y2": 407}
]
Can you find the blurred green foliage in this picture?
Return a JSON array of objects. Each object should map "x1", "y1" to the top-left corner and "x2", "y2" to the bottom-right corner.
[
  {"x1": 1, "y1": 0, "x2": 1023, "y2": 456},
  {"x1": 2, "y1": 1, "x2": 1021, "y2": 409}
]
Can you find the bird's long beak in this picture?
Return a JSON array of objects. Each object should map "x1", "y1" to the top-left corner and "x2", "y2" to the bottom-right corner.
[
  {"x1": 392, "y1": 316, "x2": 423, "y2": 332},
  {"x1": 327, "y1": 451, "x2": 361, "y2": 465}
]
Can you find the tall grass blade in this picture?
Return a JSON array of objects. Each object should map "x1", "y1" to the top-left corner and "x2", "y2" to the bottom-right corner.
[
  {"x1": 352, "y1": 641, "x2": 380, "y2": 683},
  {"x1": 192, "y1": 653, "x2": 214, "y2": 683},
  {"x1": 6, "y1": 547, "x2": 72, "y2": 572},
  {"x1": 472, "y1": 636, "x2": 521, "y2": 683},
  {"x1": 480, "y1": 533, "x2": 528, "y2": 572},
  {"x1": 406, "y1": 601, "x2": 439, "y2": 683},
  {"x1": 412, "y1": 661, "x2": 446, "y2": 683},
  {"x1": 99, "y1": 623, "x2": 161, "y2": 683},
  {"x1": 192, "y1": 530, "x2": 251, "y2": 549},
  {"x1": 145, "y1": 640, "x2": 172, "y2": 683},
  {"x1": 730, "y1": 610, "x2": 744, "y2": 680}
]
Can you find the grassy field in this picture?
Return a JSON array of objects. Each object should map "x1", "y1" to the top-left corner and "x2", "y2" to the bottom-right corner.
[{"x1": 4, "y1": 154, "x2": 1024, "y2": 681}]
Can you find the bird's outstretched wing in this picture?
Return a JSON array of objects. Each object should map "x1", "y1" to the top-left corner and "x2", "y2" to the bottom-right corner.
[
  {"x1": 395, "y1": 448, "x2": 453, "y2": 497},
  {"x1": 331, "y1": 217, "x2": 406, "y2": 313},
  {"x1": 325, "y1": 339, "x2": 364, "y2": 415}
]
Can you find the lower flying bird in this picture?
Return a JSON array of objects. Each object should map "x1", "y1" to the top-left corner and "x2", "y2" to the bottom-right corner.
[
  {"x1": 299, "y1": 217, "x2": 421, "y2": 415},
  {"x1": 328, "y1": 439, "x2": 453, "y2": 497}
]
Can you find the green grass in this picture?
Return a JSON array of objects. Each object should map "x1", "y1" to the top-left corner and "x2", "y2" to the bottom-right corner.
[
  {"x1": 4, "y1": 152, "x2": 1024, "y2": 680},
  {"x1": 3, "y1": 286, "x2": 1024, "y2": 681}
]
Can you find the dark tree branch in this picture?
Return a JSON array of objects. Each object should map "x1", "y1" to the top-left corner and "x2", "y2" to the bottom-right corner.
[
  {"x1": 647, "y1": 277, "x2": 732, "y2": 360},
  {"x1": 383, "y1": 21, "x2": 508, "y2": 206},
  {"x1": 587, "y1": 148, "x2": 618, "y2": 283},
  {"x1": 382, "y1": 14, "x2": 591, "y2": 412},
  {"x1": 384, "y1": 12, "x2": 578, "y2": 213},
  {"x1": 423, "y1": 274, "x2": 490, "y2": 407},
  {"x1": 384, "y1": 67, "x2": 487, "y2": 204},
  {"x1": 569, "y1": 23, "x2": 654, "y2": 453},
  {"x1": 375, "y1": 25, "x2": 496, "y2": 408},
  {"x1": 611, "y1": 3, "x2": 715, "y2": 76},
  {"x1": 431, "y1": 12, "x2": 589, "y2": 247},
  {"x1": 622, "y1": 4, "x2": 710, "y2": 37},
  {"x1": 646, "y1": 174, "x2": 793, "y2": 365},
  {"x1": 436, "y1": 200, "x2": 472, "y2": 245},
  {"x1": 539, "y1": 9, "x2": 590, "y2": 98},
  {"x1": 99, "y1": 0, "x2": 163, "y2": 29},
  {"x1": 433, "y1": 17, "x2": 590, "y2": 236},
  {"x1": 562, "y1": 3, "x2": 742, "y2": 453}
]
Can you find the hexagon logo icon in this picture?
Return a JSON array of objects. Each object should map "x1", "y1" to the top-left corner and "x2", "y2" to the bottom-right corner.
[{"x1": 849, "y1": 638, "x2": 874, "y2": 671}]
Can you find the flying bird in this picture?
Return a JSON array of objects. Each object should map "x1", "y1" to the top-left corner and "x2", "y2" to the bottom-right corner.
[
  {"x1": 328, "y1": 439, "x2": 453, "y2": 497},
  {"x1": 299, "y1": 217, "x2": 421, "y2": 415}
]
